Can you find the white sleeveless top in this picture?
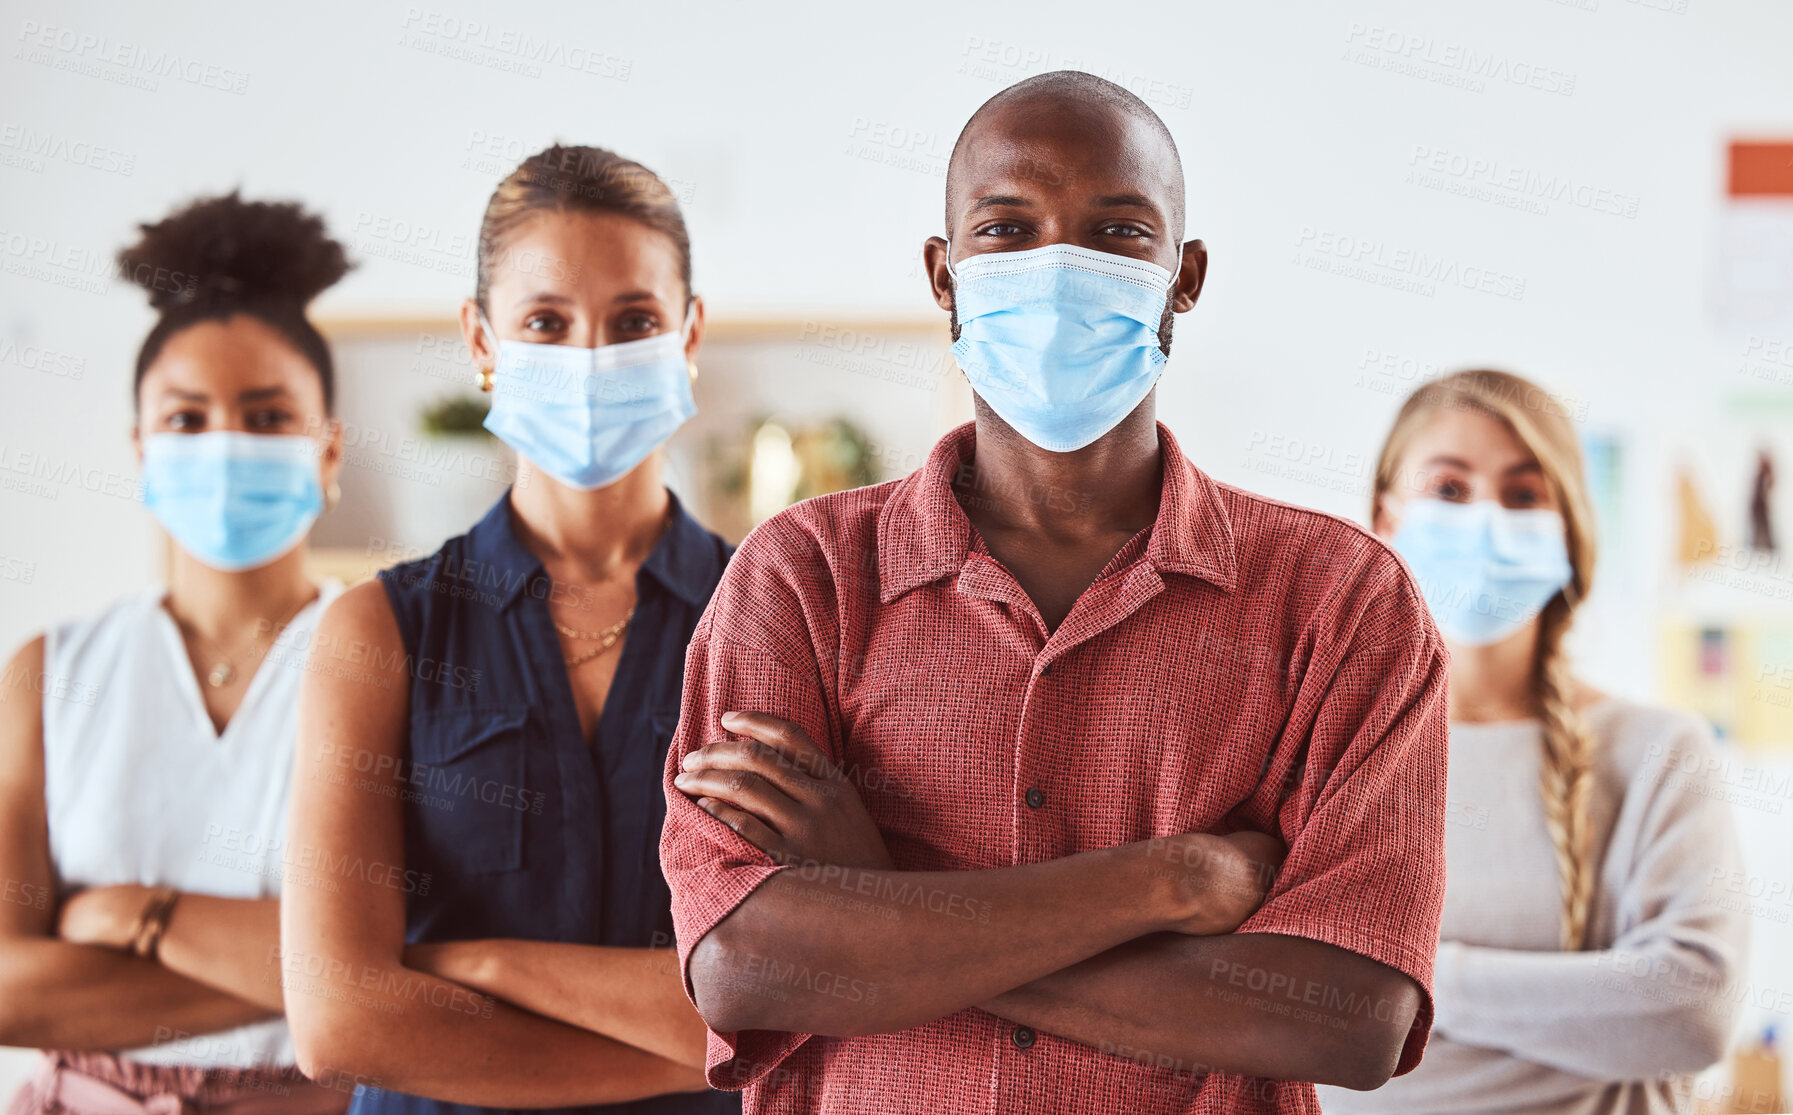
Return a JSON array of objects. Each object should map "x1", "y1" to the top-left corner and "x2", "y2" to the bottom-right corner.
[{"x1": 41, "y1": 580, "x2": 343, "y2": 1069}]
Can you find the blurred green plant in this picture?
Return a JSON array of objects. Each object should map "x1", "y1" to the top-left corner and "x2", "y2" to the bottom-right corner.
[
  {"x1": 712, "y1": 415, "x2": 879, "y2": 533},
  {"x1": 791, "y1": 417, "x2": 877, "y2": 501},
  {"x1": 419, "y1": 395, "x2": 493, "y2": 438}
]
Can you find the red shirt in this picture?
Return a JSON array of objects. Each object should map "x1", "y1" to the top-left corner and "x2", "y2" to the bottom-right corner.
[{"x1": 661, "y1": 421, "x2": 1449, "y2": 1114}]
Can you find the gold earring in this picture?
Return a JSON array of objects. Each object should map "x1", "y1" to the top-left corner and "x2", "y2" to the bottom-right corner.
[
  {"x1": 476, "y1": 365, "x2": 495, "y2": 392},
  {"x1": 326, "y1": 482, "x2": 342, "y2": 510},
  {"x1": 687, "y1": 359, "x2": 699, "y2": 382}
]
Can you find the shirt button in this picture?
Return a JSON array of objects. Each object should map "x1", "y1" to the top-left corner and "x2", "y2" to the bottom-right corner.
[
  {"x1": 1011, "y1": 1026, "x2": 1036, "y2": 1050},
  {"x1": 1024, "y1": 786, "x2": 1045, "y2": 810}
]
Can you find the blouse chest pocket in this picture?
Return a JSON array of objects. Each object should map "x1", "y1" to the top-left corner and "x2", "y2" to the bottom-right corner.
[
  {"x1": 640, "y1": 710, "x2": 680, "y2": 823},
  {"x1": 405, "y1": 704, "x2": 534, "y2": 875},
  {"x1": 647, "y1": 711, "x2": 680, "y2": 769},
  {"x1": 609, "y1": 711, "x2": 679, "y2": 840}
]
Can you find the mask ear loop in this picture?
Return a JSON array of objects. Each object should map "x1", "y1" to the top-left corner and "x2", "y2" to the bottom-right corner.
[
  {"x1": 474, "y1": 310, "x2": 499, "y2": 393},
  {"x1": 943, "y1": 240, "x2": 966, "y2": 346},
  {"x1": 1157, "y1": 252, "x2": 1184, "y2": 346}
]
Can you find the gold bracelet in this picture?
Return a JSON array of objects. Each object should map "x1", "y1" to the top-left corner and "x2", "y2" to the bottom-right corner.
[{"x1": 130, "y1": 887, "x2": 180, "y2": 960}]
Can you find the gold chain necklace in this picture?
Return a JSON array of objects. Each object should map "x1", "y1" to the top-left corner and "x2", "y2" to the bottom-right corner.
[
  {"x1": 555, "y1": 605, "x2": 635, "y2": 669},
  {"x1": 175, "y1": 591, "x2": 315, "y2": 689}
]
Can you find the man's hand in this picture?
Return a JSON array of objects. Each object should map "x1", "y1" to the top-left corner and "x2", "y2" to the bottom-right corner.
[
  {"x1": 57, "y1": 884, "x2": 153, "y2": 950},
  {"x1": 672, "y1": 710, "x2": 895, "y2": 871},
  {"x1": 1140, "y1": 830, "x2": 1285, "y2": 935}
]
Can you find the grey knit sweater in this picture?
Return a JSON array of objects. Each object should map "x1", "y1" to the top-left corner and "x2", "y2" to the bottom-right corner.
[{"x1": 1317, "y1": 699, "x2": 1751, "y2": 1115}]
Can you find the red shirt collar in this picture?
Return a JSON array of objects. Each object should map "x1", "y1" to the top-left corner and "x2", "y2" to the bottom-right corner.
[{"x1": 875, "y1": 421, "x2": 1239, "y2": 604}]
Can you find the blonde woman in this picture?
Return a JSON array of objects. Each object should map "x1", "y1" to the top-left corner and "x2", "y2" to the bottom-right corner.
[{"x1": 1318, "y1": 369, "x2": 1750, "y2": 1113}]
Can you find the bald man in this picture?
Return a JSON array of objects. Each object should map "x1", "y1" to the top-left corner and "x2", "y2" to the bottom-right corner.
[{"x1": 660, "y1": 72, "x2": 1449, "y2": 1114}]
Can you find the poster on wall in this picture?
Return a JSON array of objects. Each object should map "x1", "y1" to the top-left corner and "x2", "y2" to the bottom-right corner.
[
  {"x1": 1713, "y1": 139, "x2": 1793, "y2": 337},
  {"x1": 1662, "y1": 396, "x2": 1793, "y2": 747}
]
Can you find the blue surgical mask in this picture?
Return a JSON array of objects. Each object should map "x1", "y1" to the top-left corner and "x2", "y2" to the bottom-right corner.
[
  {"x1": 481, "y1": 310, "x2": 697, "y2": 490},
  {"x1": 948, "y1": 242, "x2": 1177, "y2": 453},
  {"x1": 142, "y1": 432, "x2": 325, "y2": 572},
  {"x1": 1390, "y1": 498, "x2": 1573, "y2": 647}
]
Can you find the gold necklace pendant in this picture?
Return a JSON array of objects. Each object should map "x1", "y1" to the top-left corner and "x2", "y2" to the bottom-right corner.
[{"x1": 178, "y1": 591, "x2": 314, "y2": 693}]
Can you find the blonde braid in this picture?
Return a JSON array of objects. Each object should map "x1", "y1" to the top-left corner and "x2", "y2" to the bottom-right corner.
[{"x1": 1534, "y1": 597, "x2": 1596, "y2": 950}]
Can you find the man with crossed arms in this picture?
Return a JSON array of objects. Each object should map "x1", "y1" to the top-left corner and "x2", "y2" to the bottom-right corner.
[{"x1": 660, "y1": 70, "x2": 1448, "y2": 1114}]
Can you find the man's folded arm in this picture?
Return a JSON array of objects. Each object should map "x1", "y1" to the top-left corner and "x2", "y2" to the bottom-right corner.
[
  {"x1": 659, "y1": 602, "x2": 1263, "y2": 1086},
  {"x1": 689, "y1": 842, "x2": 1228, "y2": 1038},
  {"x1": 978, "y1": 931, "x2": 1421, "y2": 1091},
  {"x1": 980, "y1": 606, "x2": 1453, "y2": 1092}
]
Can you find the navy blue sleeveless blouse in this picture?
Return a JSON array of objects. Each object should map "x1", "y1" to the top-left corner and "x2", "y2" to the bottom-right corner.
[{"x1": 356, "y1": 490, "x2": 739, "y2": 1115}]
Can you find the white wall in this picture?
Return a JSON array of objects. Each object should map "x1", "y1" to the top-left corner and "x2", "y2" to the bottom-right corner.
[
  {"x1": 5, "y1": 0, "x2": 1789, "y2": 687},
  {"x1": 2, "y1": 0, "x2": 1790, "y2": 1097}
]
